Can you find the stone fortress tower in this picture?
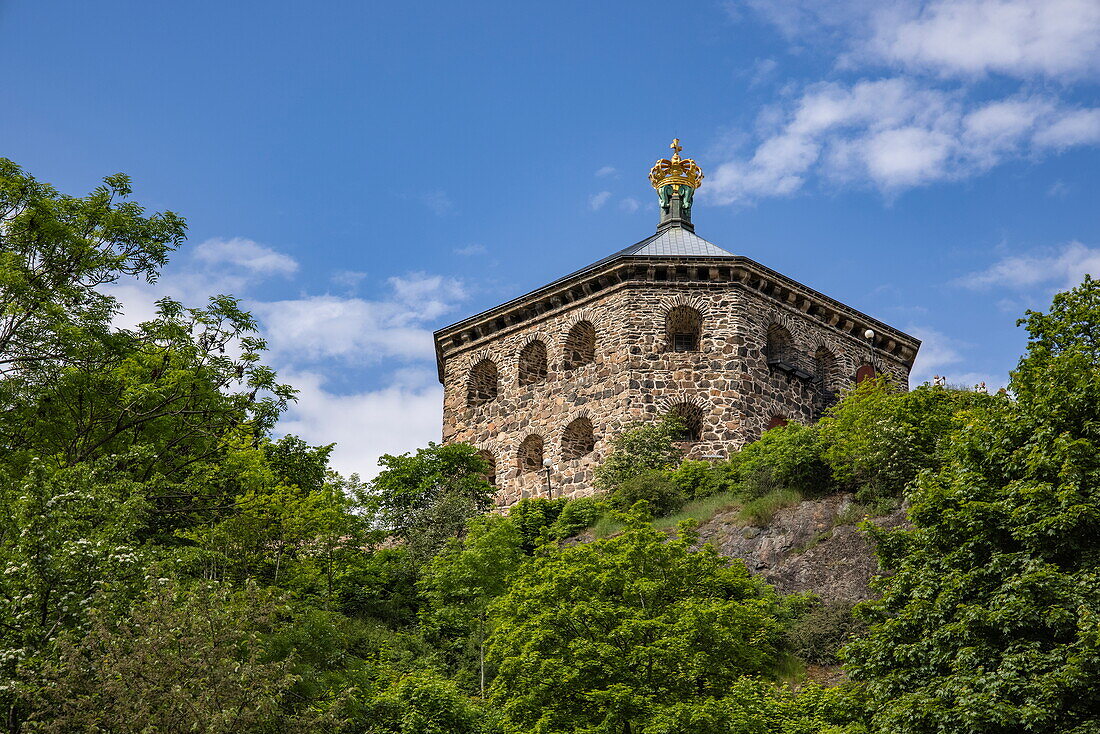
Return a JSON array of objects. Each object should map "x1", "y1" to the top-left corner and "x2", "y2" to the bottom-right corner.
[{"x1": 433, "y1": 141, "x2": 920, "y2": 507}]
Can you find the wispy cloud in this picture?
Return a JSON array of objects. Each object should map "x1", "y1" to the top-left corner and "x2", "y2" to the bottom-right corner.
[
  {"x1": 619, "y1": 197, "x2": 642, "y2": 213},
  {"x1": 252, "y1": 272, "x2": 467, "y2": 365},
  {"x1": 194, "y1": 237, "x2": 299, "y2": 276},
  {"x1": 277, "y1": 369, "x2": 443, "y2": 480},
  {"x1": 956, "y1": 241, "x2": 1100, "y2": 291},
  {"x1": 713, "y1": 0, "x2": 1100, "y2": 203},
  {"x1": 454, "y1": 243, "x2": 487, "y2": 256},
  {"x1": 736, "y1": 0, "x2": 1100, "y2": 81},
  {"x1": 595, "y1": 166, "x2": 617, "y2": 177},
  {"x1": 706, "y1": 80, "x2": 1100, "y2": 203},
  {"x1": 422, "y1": 189, "x2": 454, "y2": 215},
  {"x1": 331, "y1": 270, "x2": 368, "y2": 290},
  {"x1": 864, "y1": 0, "x2": 1100, "y2": 80},
  {"x1": 588, "y1": 190, "x2": 613, "y2": 210}
]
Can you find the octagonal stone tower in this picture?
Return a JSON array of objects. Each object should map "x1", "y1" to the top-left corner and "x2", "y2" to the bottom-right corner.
[{"x1": 433, "y1": 141, "x2": 920, "y2": 507}]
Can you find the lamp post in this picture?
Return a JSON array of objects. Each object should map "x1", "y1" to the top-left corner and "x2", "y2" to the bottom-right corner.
[
  {"x1": 864, "y1": 328, "x2": 878, "y2": 376},
  {"x1": 542, "y1": 458, "x2": 553, "y2": 499}
]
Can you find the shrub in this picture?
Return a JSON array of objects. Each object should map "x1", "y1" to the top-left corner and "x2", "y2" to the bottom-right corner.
[
  {"x1": 594, "y1": 415, "x2": 684, "y2": 491},
  {"x1": 548, "y1": 495, "x2": 606, "y2": 539},
  {"x1": 669, "y1": 460, "x2": 731, "y2": 499},
  {"x1": 785, "y1": 599, "x2": 866, "y2": 665},
  {"x1": 736, "y1": 424, "x2": 832, "y2": 499},
  {"x1": 507, "y1": 497, "x2": 566, "y2": 551},
  {"x1": 610, "y1": 470, "x2": 685, "y2": 516},
  {"x1": 819, "y1": 379, "x2": 992, "y2": 501}
]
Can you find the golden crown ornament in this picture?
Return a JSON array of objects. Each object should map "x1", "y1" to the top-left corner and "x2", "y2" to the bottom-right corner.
[{"x1": 649, "y1": 138, "x2": 703, "y2": 211}]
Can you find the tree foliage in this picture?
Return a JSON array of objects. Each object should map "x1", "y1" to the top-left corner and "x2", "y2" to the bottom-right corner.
[
  {"x1": 487, "y1": 513, "x2": 796, "y2": 733},
  {"x1": 368, "y1": 442, "x2": 494, "y2": 563},
  {"x1": 845, "y1": 277, "x2": 1100, "y2": 733},
  {"x1": 594, "y1": 414, "x2": 685, "y2": 492}
]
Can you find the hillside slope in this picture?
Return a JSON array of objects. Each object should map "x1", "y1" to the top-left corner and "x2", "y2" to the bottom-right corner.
[{"x1": 696, "y1": 494, "x2": 905, "y2": 602}]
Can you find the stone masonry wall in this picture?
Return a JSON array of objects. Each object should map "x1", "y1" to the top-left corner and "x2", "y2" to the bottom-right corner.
[{"x1": 440, "y1": 266, "x2": 914, "y2": 508}]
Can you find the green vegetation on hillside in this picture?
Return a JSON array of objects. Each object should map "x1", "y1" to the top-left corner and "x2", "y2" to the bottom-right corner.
[{"x1": 3, "y1": 159, "x2": 1099, "y2": 733}]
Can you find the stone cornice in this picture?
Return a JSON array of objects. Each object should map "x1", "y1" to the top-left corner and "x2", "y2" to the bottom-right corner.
[{"x1": 434, "y1": 255, "x2": 921, "y2": 382}]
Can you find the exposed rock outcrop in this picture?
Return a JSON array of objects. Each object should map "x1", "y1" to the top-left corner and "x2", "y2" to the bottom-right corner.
[{"x1": 696, "y1": 493, "x2": 907, "y2": 602}]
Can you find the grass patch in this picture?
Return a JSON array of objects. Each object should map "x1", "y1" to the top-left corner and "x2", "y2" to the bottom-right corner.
[
  {"x1": 769, "y1": 651, "x2": 807, "y2": 684},
  {"x1": 835, "y1": 496, "x2": 902, "y2": 526},
  {"x1": 739, "y1": 488, "x2": 802, "y2": 526},
  {"x1": 653, "y1": 491, "x2": 743, "y2": 532},
  {"x1": 591, "y1": 515, "x2": 625, "y2": 539}
]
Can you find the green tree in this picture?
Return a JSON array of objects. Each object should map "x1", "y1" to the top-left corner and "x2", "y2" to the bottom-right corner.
[
  {"x1": 487, "y1": 512, "x2": 794, "y2": 733},
  {"x1": 0, "y1": 158, "x2": 182, "y2": 380},
  {"x1": 845, "y1": 278, "x2": 1100, "y2": 733},
  {"x1": 594, "y1": 414, "x2": 685, "y2": 492},
  {"x1": 23, "y1": 582, "x2": 315, "y2": 733},
  {"x1": 367, "y1": 670, "x2": 502, "y2": 734},
  {"x1": 818, "y1": 379, "x2": 987, "y2": 501},
  {"x1": 735, "y1": 423, "x2": 832, "y2": 499},
  {"x1": 367, "y1": 442, "x2": 494, "y2": 563},
  {"x1": 419, "y1": 510, "x2": 539, "y2": 694}
]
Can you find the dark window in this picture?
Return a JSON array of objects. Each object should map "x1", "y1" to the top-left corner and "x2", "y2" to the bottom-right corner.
[
  {"x1": 765, "y1": 415, "x2": 789, "y2": 430},
  {"x1": 561, "y1": 418, "x2": 595, "y2": 460},
  {"x1": 673, "y1": 332, "x2": 698, "y2": 352},
  {"x1": 563, "y1": 321, "x2": 596, "y2": 370},
  {"x1": 467, "y1": 359, "x2": 498, "y2": 406},
  {"x1": 517, "y1": 435, "x2": 544, "y2": 474},
  {"x1": 765, "y1": 324, "x2": 795, "y2": 367},
  {"x1": 476, "y1": 450, "x2": 497, "y2": 487},
  {"x1": 517, "y1": 340, "x2": 548, "y2": 385},
  {"x1": 666, "y1": 306, "x2": 702, "y2": 353},
  {"x1": 668, "y1": 403, "x2": 704, "y2": 442}
]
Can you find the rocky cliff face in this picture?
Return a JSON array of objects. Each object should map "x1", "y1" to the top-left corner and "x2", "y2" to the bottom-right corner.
[{"x1": 695, "y1": 493, "x2": 907, "y2": 602}]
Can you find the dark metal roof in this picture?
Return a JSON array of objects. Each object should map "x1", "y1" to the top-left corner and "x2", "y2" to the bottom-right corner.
[{"x1": 531, "y1": 224, "x2": 734, "y2": 296}]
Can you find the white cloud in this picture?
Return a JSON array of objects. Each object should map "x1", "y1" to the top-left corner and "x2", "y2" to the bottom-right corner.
[
  {"x1": 904, "y1": 325, "x2": 1008, "y2": 389},
  {"x1": 252, "y1": 272, "x2": 467, "y2": 365},
  {"x1": 738, "y1": 0, "x2": 1100, "y2": 81},
  {"x1": 454, "y1": 243, "x2": 488, "y2": 256},
  {"x1": 194, "y1": 237, "x2": 299, "y2": 276},
  {"x1": 907, "y1": 325, "x2": 964, "y2": 382},
  {"x1": 1032, "y1": 108, "x2": 1100, "y2": 149},
  {"x1": 595, "y1": 166, "x2": 617, "y2": 177},
  {"x1": 588, "y1": 191, "x2": 612, "y2": 210},
  {"x1": 105, "y1": 237, "x2": 301, "y2": 328},
  {"x1": 707, "y1": 78, "x2": 1100, "y2": 202},
  {"x1": 277, "y1": 370, "x2": 443, "y2": 480},
  {"x1": 331, "y1": 270, "x2": 368, "y2": 290},
  {"x1": 957, "y1": 241, "x2": 1100, "y2": 290},
  {"x1": 749, "y1": 57, "x2": 780, "y2": 87},
  {"x1": 422, "y1": 190, "x2": 454, "y2": 215},
  {"x1": 867, "y1": 0, "x2": 1100, "y2": 80},
  {"x1": 619, "y1": 197, "x2": 642, "y2": 213}
]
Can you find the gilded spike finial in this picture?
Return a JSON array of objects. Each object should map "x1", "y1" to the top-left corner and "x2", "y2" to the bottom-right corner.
[{"x1": 649, "y1": 139, "x2": 703, "y2": 212}]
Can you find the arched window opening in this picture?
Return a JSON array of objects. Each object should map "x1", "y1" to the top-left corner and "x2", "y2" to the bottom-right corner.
[
  {"x1": 668, "y1": 403, "x2": 704, "y2": 443},
  {"x1": 467, "y1": 359, "x2": 498, "y2": 406},
  {"x1": 855, "y1": 364, "x2": 876, "y2": 383},
  {"x1": 813, "y1": 347, "x2": 840, "y2": 417},
  {"x1": 814, "y1": 346, "x2": 839, "y2": 393},
  {"x1": 563, "y1": 321, "x2": 596, "y2": 370},
  {"x1": 666, "y1": 306, "x2": 702, "y2": 352},
  {"x1": 765, "y1": 415, "x2": 790, "y2": 430},
  {"x1": 517, "y1": 434, "x2": 544, "y2": 474},
  {"x1": 765, "y1": 324, "x2": 795, "y2": 369},
  {"x1": 476, "y1": 450, "x2": 497, "y2": 488},
  {"x1": 517, "y1": 340, "x2": 548, "y2": 386},
  {"x1": 561, "y1": 417, "x2": 595, "y2": 460}
]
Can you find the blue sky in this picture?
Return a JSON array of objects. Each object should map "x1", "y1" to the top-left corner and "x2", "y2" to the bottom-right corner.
[{"x1": 2, "y1": 0, "x2": 1098, "y2": 478}]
